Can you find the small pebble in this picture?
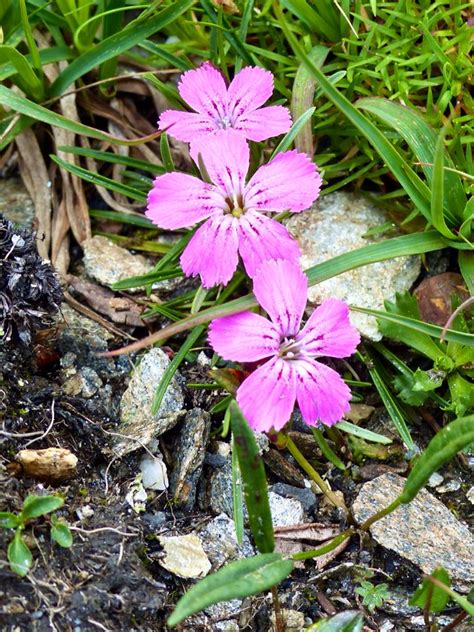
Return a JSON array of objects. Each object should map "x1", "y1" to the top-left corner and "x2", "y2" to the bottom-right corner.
[{"x1": 427, "y1": 472, "x2": 444, "y2": 488}]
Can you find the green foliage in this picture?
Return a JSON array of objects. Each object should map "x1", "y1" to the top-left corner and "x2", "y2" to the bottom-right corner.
[
  {"x1": 410, "y1": 567, "x2": 451, "y2": 613},
  {"x1": 167, "y1": 553, "x2": 294, "y2": 626},
  {"x1": 306, "y1": 611, "x2": 363, "y2": 631},
  {"x1": 355, "y1": 581, "x2": 391, "y2": 612},
  {"x1": 0, "y1": 494, "x2": 72, "y2": 576}
]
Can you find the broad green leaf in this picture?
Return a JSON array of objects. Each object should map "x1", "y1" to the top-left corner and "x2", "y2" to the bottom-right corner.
[
  {"x1": 447, "y1": 373, "x2": 474, "y2": 417},
  {"x1": 50, "y1": 521, "x2": 73, "y2": 548},
  {"x1": 306, "y1": 610, "x2": 363, "y2": 632},
  {"x1": 335, "y1": 421, "x2": 392, "y2": 445},
  {"x1": 357, "y1": 98, "x2": 466, "y2": 218},
  {"x1": 167, "y1": 553, "x2": 293, "y2": 626},
  {"x1": 274, "y1": 10, "x2": 432, "y2": 220},
  {"x1": 400, "y1": 415, "x2": 474, "y2": 504},
  {"x1": 230, "y1": 401, "x2": 274, "y2": 554},
  {"x1": 0, "y1": 512, "x2": 20, "y2": 529},
  {"x1": 107, "y1": 231, "x2": 447, "y2": 355},
  {"x1": 20, "y1": 495, "x2": 64, "y2": 521},
  {"x1": 410, "y1": 567, "x2": 451, "y2": 613},
  {"x1": 49, "y1": 0, "x2": 196, "y2": 96},
  {"x1": 8, "y1": 532, "x2": 32, "y2": 577}
]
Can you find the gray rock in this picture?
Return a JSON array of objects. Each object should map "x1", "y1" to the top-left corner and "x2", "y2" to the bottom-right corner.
[
  {"x1": 427, "y1": 472, "x2": 444, "y2": 488},
  {"x1": 62, "y1": 366, "x2": 102, "y2": 398},
  {"x1": 271, "y1": 483, "x2": 317, "y2": 513},
  {"x1": 0, "y1": 178, "x2": 35, "y2": 229},
  {"x1": 205, "y1": 599, "x2": 243, "y2": 619},
  {"x1": 286, "y1": 191, "x2": 421, "y2": 340},
  {"x1": 352, "y1": 473, "x2": 474, "y2": 590},
  {"x1": 269, "y1": 491, "x2": 304, "y2": 527},
  {"x1": 141, "y1": 511, "x2": 168, "y2": 531},
  {"x1": 198, "y1": 513, "x2": 254, "y2": 570},
  {"x1": 437, "y1": 478, "x2": 461, "y2": 493},
  {"x1": 114, "y1": 348, "x2": 185, "y2": 456},
  {"x1": 208, "y1": 459, "x2": 235, "y2": 517},
  {"x1": 140, "y1": 452, "x2": 168, "y2": 491},
  {"x1": 83, "y1": 235, "x2": 154, "y2": 289},
  {"x1": 169, "y1": 408, "x2": 211, "y2": 508},
  {"x1": 467, "y1": 486, "x2": 474, "y2": 505}
]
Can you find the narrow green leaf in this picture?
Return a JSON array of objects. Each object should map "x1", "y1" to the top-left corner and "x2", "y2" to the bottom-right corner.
[
  {"x1": 58, "y1": 145, "x2": 165, "y2": 175},
  {"x1": 0, "y1": 46, "x2": 43, "y2": 99},
  {"x1": 364, "y1": 349, "x2": 414, "y2": 449},
  {"x1": 89, "y1": 209, "x2": 155, "y2": 228},
  {"x1": 356, "y1": 306, "x2": 474, "y2": 348},
  {"x1": 160, "y1": 132, "x2": 175, "y2": 172},
  {"x1": 20, "y1": 495, "x2": 64, "y2": 521},
  {"x1": 311, "y1": 428, "x2": 346, "y2": 469},
  {"x1": 167, "y1": 553, "x2": 293, "y2": 626},
  {"x1": 0, "y1": 512, "x2": 20, "y2": 529},
  {"x1": 410, "y1": 567, "x2": 451, "y2": 613},
  {"x1": 357, "y1": 98, "x2": 466, "y2": 218},
  {"x1": 275, "y1": 10, "x2": 432, "y2": 220},
  {"x1": 49, "y1": 0, "x2": 196, "y2": 96},
  {"x1": 231, "y1": 436, "x2": 244, "y2": 544},
  {"x1": 50, "y1": 521, "x2": 73, "y2": 548},
  {"x1": 335, "y1": 421, "x2": 392, "y2": 445},
  {"x1": 151, "y1": 326, "x2": 204, "y2": 415},
  {"x1": 230, "y1": 401, "x2": 274, "y2": 554},
  {"x1": 431, "y1": 130, "x2": 457, "y2": 238},
  {"x1": 400, "y1": 415, "x2": 474, "y2": 504},
  {"x1": 50, "y1": 154, "x2": 146, "y2": 202},
  {"x1": 19, "y1": 0, "x2": 42, "y2": 70},
  {"x1": 108, "y1": 231, "x2": 447, "y2": 355},
  {"x1": 200, "y1": 0, "x2": 253, "y2": 64},
  {"x1": 0, "y1": 86, "x2": 130, "y2": 143},
  {"x1": 8, "y1": 532, "x2": 32, "y2": 577},
  {"x1": 458, "y1": 250, "x2": 474, "y2": 295},
  {"x1": 270, "y1": 107, "x2": 315, "y2": 158}
]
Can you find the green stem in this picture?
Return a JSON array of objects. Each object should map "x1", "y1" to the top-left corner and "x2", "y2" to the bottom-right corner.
[
  {"x1": 292, "y1": 531, "x2": 353, "y2": 561},
  {"x1": 359, "y1": 498, "x2": 402, "y2": 531},
  {"x1": 279, "y1": 433, "x2": 348, "y2": 512},
  {"x1": 311, "y1": 427, "x2": 346, "y2": 471}
]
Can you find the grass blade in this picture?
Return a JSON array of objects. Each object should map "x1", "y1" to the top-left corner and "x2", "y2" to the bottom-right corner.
[
  {"x1": 50, "y1": 0, "x2": 196, "y2": 96},
  {"x1": 230, "y1": 401, "x2": 274, "y2": 554}
]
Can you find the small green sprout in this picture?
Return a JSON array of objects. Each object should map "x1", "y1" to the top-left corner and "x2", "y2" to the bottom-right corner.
[
  {"x1": 355, "y1": 580, "x2": 391, "y2": 612},
  {"x1": 0, "y1": 494, "x2": 73, "y2": 576}
]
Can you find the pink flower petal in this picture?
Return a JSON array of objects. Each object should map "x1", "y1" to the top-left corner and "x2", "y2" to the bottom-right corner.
[
  {"x1": 237, "y1": 212, "x2": 301, "y2": 281},
  {"x1": 190, "y1": 130, "x2": 249, "y2": 198},
  {"x1": 158, "y1": 109, "x2": 217, "y2": 143},
  {"x1": 209, "y1": 312, "x2": 279, "y2": 362},
  {"x1": 235, "y1": 105, "x2": 292, "y2": 142},
  {"x1": 180, "y1": 215, "x2": 239, "y2": 288},
  {"x1": 146, "y1": 173, "x2": 220, "y2": 229},
  {"x1": 178, "y1": 63, "x2": 228, "y2": 119},
  {"x1": 227, "y1": 66, "x2": 274, "y2": 118},
  {"x1": 237, "y1": 357, "x2": 296, "y2": 432},
  {"x1": 250, "y1": 258, "x2": 307, "y2": 337},
  {"x1": 294, "y1": 359, "x2": 351, "y2": 426},
  {"x1": 298, "y1": 298, "x2": 360, "y2": 358},
  {"x1": 244, "y1": 150, "x2": 321, "y2": 213}
]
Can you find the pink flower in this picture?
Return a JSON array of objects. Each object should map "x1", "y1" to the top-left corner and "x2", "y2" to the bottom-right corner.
[
  {"x1": 146, "y1": 130, "x2": 321, "y2": 288},
  {"x1": 209, "y1": 259, "x2": 360, "y2": 431},
  {"x1": 159, "y1": 63, "x2": 292, "y2": 143}
]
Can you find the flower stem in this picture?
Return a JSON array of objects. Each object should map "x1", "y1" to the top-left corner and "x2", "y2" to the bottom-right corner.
[
  {"x1": 278, "y1": 432, "x2": 348, "y2": 512},
  {"x1": 359, "y1": 498, "x2": 402, "y2": 531}
]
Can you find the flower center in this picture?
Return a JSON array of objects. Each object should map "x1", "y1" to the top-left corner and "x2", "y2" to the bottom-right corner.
[
  {"x1": 224, "y1": 193, "x2": 246, "y2": 218},
  {"x1": 279, "y1": 337, "x2": 303, "y2": 360},
  {"x1": 217, "y1": 115, "x2": 233, "y2": 129}
]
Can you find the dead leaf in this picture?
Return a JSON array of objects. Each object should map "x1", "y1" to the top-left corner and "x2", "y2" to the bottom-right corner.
[
  {"x1": 274, "y1": 523, "x2": 340, "y2": 542},
  {"x1": 415, "y1": 273, "x2": 470, "y2": 326}
]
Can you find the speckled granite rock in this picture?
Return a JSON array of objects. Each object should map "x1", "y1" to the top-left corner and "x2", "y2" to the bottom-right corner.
[
  {"x1": 0, "y1": 178, "x2": 35, "y2": 228},
  {"x1": 353, "y1": 473, "x2": 474, "y2": 590},
  {"x1": 286, "y1": 191, "x2": 421, "y2": 340},
  {"x1": 169, "y1": 408, "x2": 211, "y2": 508},
  {"x1": 198, "y1": 514, "x2": 254, "y2": 570},
  {"x1": 83, "y1": 235, "x2": 153, "y2": 288},
  {"x1": 269, "y1": 491, "x2": 304, "y2": 527},
  {"x1": 114, "y1": 348, "x2": 185, "y2": 456}
]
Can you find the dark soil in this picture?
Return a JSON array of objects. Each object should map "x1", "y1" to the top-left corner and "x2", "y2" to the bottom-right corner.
[{"x1": 0, "y1": 312, "x2": 472, "y2": 632}]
